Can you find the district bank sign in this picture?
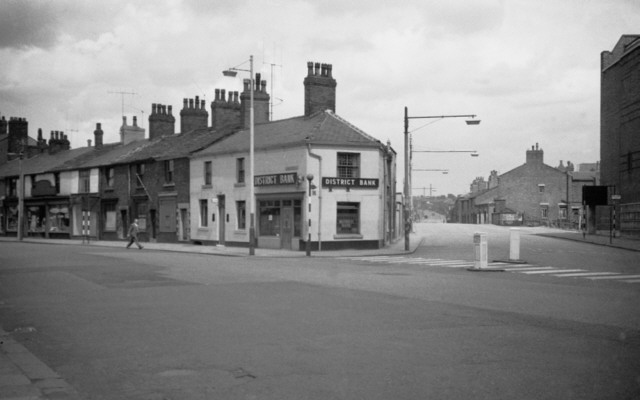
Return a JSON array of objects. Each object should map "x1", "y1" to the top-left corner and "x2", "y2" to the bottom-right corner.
[{"x1": 322, "y1": 177, "x2": 379, "y2": 188}]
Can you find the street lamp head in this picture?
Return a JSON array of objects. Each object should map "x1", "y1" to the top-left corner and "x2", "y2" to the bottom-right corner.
[
  {"x1": 471, "y1": 152, "x2": 479, "y2": 157},
  {"x1": 222, "y1": 70, "x2": 238, "y2": 77},
  {"x1": 306, "y1": 173, "x2": 314, "y2": 182},
  {"x1": 465, "y1": 118, "x2": 481, "y2": 125}
]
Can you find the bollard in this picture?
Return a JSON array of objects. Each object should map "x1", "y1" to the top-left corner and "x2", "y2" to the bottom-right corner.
[
  {"x1": 473, "y1": 232, "x2": 488, "y2": 270},
  {"x1": 509, "y1": 228, "x2": 520, "y2": 261},
  {"x1": 468, "y1": 232, "x2": 504, "y2": 272}
]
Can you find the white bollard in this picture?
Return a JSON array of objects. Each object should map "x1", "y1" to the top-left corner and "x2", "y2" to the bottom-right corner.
[
  {"x1": 473, "y1": 232, "x2": 488, "y2": 270},
  {"x1": 509, "y1": 228, "x2": 520, "y2": 261}
]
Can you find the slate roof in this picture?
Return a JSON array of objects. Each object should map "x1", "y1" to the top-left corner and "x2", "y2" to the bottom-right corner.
[
  {"x1": 0, "y1": 146, "x2": 94, "y2": 178},
  {"x1": 0, "y1": 127, "x2": 232, "y2": 178},
  {"x1": 194, "y1": 110, "x2": 389, "y2": 157}
]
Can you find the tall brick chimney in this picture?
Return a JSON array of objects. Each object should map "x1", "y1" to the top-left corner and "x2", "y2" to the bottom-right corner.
[
  {"x1": 8, "y1": 117, "x2": 28, "y2": 155},
  {"x1": 211, "y1": 89, "x2": 241, "y2": 131},
  {"x1": 180, "y1": 96, "x2": 208, "y2": 133},
  {"x1": 304, "y1": 61, "x2": 337, "y2": 116},
  {"x1": 94, "y1": 122, "x2": 104, "y2": 148},
  {"x1": 526, "y1": 143, "x2": 544, "y2": 165},
  {"x1": 239, "y1": 74, "x2": 270, "y2": 129},
  {"x1": 149, "y1": 103, "x2": 176, "y2": 139}
]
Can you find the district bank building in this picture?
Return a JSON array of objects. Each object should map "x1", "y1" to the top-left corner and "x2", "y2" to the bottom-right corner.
[{"x1": 190, "y1": 62, "x2": 397, "y2": 251}]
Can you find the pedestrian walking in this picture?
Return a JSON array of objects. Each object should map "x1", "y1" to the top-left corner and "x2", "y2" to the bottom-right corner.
[{"x1": 126, "y1": 219, "x2": 144, "y2": 249}]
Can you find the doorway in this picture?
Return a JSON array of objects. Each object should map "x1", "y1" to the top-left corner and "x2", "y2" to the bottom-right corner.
[
  {"x1": 281, "y1": 206, "x2": 293, "y2": 250},
  {"x1": 217, "y1": 195, "x2": 225, "y2": 245}
]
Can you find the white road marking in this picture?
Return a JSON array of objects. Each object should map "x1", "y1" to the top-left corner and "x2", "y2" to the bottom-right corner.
[
  {"x1": 519, "y1": 269, "x2": 585, "y2": 275},
  {"x1": 552, "y1": 272, "x2": 619, "y2": 278}
]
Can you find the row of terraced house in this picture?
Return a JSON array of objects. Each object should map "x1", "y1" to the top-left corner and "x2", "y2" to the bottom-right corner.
[{"x1": 0, "y1": 62, "x2": 400, "y2": 251}]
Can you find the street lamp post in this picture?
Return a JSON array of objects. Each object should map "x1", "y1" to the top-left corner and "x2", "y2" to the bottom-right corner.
[
  {"x1": 224, "y1": 55, "x2": 255, "y2": 255},
  {"x1": 403, "y1": 106, "x2": 480, "y2": 251},
  {"x1": 17, "y1": 144, "x2": 25, "y2": 241}
]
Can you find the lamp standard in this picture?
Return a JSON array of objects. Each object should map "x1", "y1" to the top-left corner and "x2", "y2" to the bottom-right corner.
[
  {"x1": 403, "y1": 106, "x2": 480, "y2": 250},
  {"x1": 17, "y1": 141, "x2": 25, "y2": 241},
  {"x1": 223, "y1": 55, "x2": 255, "y2": 255}
]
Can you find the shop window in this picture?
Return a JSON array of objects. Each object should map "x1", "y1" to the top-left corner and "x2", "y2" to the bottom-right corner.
[
  {"x1": 236, "y1": 201, "x2": 246, "y2": 230},
  {"x1": 259, "y1": 200, "x2": 280, "y2": 236},
  {"x1": 337, "y1": 202, "x2": 360, "y2": 234},
  {"x1": 6, "y1": 206, "x2": 18, "y2": 231},
  {"x1": 79, "y1": 170, "x2": 90, "y2": 193},
  {"x1": 204, "y1": 161, "x2": 212, "y2": 186},
  {"x1": 27, "y1": 206, "x2": 46, "y2": 233},
  {"x1": 103, "y1": 203, "x2": 116, "y2": 231},
  {"x1": 48, "y1": 205, "x2": 69, "y2": 233},
  {"x1": 337, "y1": 152, "x2": 360, "y2": 178},
  {"x1": 164, "y1": 160, "x2": 174, "y2": 184},
  {"x1": 104, "y1": 168, "x2": 114, "y2": 188},
  {"x1": 199, "y1": 199, "x2": 208, "y2": 227},
  {"x1": 237, "y1": 158, "x2": 245, "y2": 184}
]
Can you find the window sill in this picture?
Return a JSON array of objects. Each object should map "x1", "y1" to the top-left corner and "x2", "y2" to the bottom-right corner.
[
  {"x1": 163, "y1": 183, "x2": 175, "y2": 188},
  {"x1": 202, "y1": 184, "x2": 213, "y2": 189},
  {"x1": 234, "y1": 182, "x2": 246, "y2": 188},
  {"x1": 333, "y1": 234, "x2": 363, "y2": 240}
]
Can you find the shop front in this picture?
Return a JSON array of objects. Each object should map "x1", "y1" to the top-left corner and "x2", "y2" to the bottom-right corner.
[{"x1": 254, "y1": 172, "x2": 304, "y2": 250}]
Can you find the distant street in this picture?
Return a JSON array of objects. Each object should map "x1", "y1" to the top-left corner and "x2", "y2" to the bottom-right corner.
[{"x1": 1, "y1": 224, "x2": 639, "y2": 400}]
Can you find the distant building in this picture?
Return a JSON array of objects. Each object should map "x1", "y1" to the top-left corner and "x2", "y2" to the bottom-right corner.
[
  {"x1": 601, "y1": 34, "x2": 640, "y2": 236},
  {"x1": 451, "y1": 144, "x2": 598, "y2": 228}
]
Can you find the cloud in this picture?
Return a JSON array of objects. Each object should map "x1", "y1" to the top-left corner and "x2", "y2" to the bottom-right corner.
[{"x1": 0, "y1": 0, "x2": 60, "y2": 49}]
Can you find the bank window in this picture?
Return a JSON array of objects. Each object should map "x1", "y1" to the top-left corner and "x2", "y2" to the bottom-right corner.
[
  {"x1": 237, "y1": 201, "x2": 246, "y2": 230},
  {"x1": 237, "y1": 158, "x2": 245, "y2": 184},
  {"x1": 164, "y1": 160, "x2": 174, "y2": 184},
  {"x1": 199, "y1": 199, "x2": 208, "y2": 227},
  {"x1": 105, "y1": 168, "x2": 114, "y2": 188},
  {"x1": 337, "y1": 202, "x2": 360, "y2": 234},
  {"x1": 204, "y1": 161, "x2": 212, "y2": 185},
  {"x1": 79, "y1": 170, "x2": 90, "y2": 193},
  {"x1": 259, "y1": 200, "x2": 280, "y2": 236},
  {"x1": 337, "y1": 152, "x2": 360, "y2": 178},
  {"x1": 135, "y1": 163, "x2": 145, "y2": 187}
]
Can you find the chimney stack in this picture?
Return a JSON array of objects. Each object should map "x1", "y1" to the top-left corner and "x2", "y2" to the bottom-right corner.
[{"x1": 304, "y1": 61, "x2": 337, "y2": 116}]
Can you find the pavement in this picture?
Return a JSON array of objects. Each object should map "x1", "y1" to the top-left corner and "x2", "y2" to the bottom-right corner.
[{"x1": 1, "y1": 226, "x2": 639, "y2": 399}]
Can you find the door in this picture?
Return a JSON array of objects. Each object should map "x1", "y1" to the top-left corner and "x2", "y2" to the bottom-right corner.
[
  {"x1": 218, "y1": 195, "x2": 225, "y2": 245},
  {"x1": 180, "y1": 208, "x2": 188, "y2": 241},
  {"x1": 281, "y1": 206, "x2": 293, "y2": 249}
]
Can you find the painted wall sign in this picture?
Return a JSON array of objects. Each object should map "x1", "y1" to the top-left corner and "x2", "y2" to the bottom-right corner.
[
  {"x1": 32, "y1": 180, "x2": 57, "y2": 197},
  {"x1": 322, "y1": 177, "x2": 379, "y2": 188},
  {"x1": 254, "y1": 172, "x2": 298, "y2": 186}
]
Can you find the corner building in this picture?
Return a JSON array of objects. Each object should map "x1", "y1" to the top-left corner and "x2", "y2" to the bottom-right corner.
[{"x1": 190, "y1": 62, "x2": 397, "y2": 250}]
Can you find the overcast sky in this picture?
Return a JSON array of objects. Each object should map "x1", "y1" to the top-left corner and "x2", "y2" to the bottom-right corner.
[{"x1": 1, "y1": 0, "x2": 638, "y2": 196}]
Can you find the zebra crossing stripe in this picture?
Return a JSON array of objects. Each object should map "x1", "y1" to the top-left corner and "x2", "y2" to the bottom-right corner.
[
  {"x1": 552, "y1": 272, "x2": 619, "y2": 278},
  {"x1": 503, "y1": 266, "x2": 553, "y2": 272},
  {"x1": 586, "y1": 274, "x2": 640, "y2": 280},
  {"x1": 519, "y1": 269, "x2": 585, "y2": 275}
]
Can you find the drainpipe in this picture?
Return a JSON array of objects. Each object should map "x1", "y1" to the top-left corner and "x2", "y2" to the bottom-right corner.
[{"x1": 307, "y1": 142, "x2": 322, "y2": 251}]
